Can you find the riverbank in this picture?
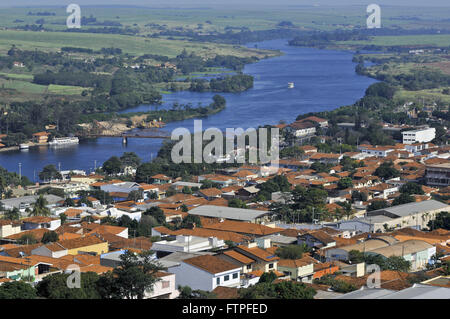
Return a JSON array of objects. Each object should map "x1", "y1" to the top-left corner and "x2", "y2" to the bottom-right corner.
[
  {"x1": 77, "y1": 96, "x2": 227, "y2": 137},
  {"x1": 0, "y1": 40, "x2": 377, "y2": 180}
]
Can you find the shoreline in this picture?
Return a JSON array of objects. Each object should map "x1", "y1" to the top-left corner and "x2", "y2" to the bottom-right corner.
[{"x1": 0, "y1": 40, "x2": 377, "y2": 179}]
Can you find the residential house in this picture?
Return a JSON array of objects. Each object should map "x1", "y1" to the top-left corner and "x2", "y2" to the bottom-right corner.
[
  {"x1": 288, "y1": 121, "x2": 317, "y2": 137},
  {"x1": 144, "y1": 271, "x2": 180, "y2": 299},
  {"x1": 234, "y1": 240, "x2": 279, "y2": 273},
  {"x1": 358, "y1": 145, "x2": 395, "y2": 158},
  {"x1": 151, "y1": 174, "x2": 172, "y2": 184},
  {"x1": 298, "y1": 116, "x2": 329, "y2": 128},
  {"x1": 22, "y1": 216, "x2": 61, "y2": 231},
  {"x1": 202, "y1": 220, "x2": 281, "y2": 237},
  {"x1": 309, "y1": 153, "x2": 343, "y2": 165},
  {"x1": 0, "y1": 220, "x2": 21, "y2": 239},
  {"x1": 217, "y1": 250, "x2": 255, "y2": 274},
  {"x1": 167, "y1": 254, "x2": 241, "y2": 291},
  {"x1": 31, "y1": 242, "x2": 68, "y2": 259},
  {"x1": 57, "y1": 235, "x2": 108, "y2": 256},
  {"x1": 297, "y1": 230, "x2": 337, "y2": 250},
  {"x1": 188, "y1": 206, "x2": 271, "y2": 223},
  {"x1": 198, "y1": 188, "x2": 223, "y2": 201},
  {"x1": 151, "y1": 235, "x2": 224, "y2": 256},
  {"x1": 32, "y1": 132, "x2": 50, "y2": 144},
  {"x1": 277, "y1": 257, "x2": 315, "y2": 282}
]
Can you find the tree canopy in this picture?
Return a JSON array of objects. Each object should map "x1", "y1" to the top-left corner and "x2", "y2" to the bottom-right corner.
[{"x1": 0, "y1": 281, "x2": 37, "y2": 299}]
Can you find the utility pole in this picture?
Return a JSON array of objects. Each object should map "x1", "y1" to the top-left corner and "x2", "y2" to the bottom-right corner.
[
  {"x1": 94, "y1": 160, "x2": 97, "y2": 171},
  {"x1": 18, "y1": 163, "x2": 22, "y2": 181}
]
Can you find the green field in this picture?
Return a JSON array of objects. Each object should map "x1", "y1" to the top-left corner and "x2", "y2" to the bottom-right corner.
[
  {"x1": 0, "y1": 29, "x2": 272, "y2": 59},
  {"x1": 47, "y1": 84, "x2": 89, "y2": 95},
  {"x1": 341, "y1": 34, "x2": 450, "y2": 47},
  {"x1": 0, "y1": 78, "x2": 89, "y2": 96},
  {"x1": 1, "y1": 6, "x2": 450, "y2": 33},
  {"x1": 395, "y1": 88, "x2": 450, "y2": 104},
  {"x1": 0, "y1": 78, "x2": 47, "y2": 94},
  {"x1": 0, "y1": 72, "x2": 34, "y2": 80}
]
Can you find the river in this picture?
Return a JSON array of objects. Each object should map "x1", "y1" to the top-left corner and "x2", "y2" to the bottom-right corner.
[{"x1": 0, "y1": 39, "x2": 377, "y2": 181}]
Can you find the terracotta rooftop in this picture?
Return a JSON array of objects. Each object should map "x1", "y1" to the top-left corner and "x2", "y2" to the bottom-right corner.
[
  {"x1": 203, "y1": 220, "x2": 283, "y2": 236},
  {"x1": 198, "y1": 188, "x2": 223, "y2": 197},
  {"x1": 22, "y1": 216, "x2": 58, "y2": 224},
  {"x1": 57, "y1": 234, "x2": 106, "y2": 250},
  {"x1": 235, "y1": 245, "x2": 280, "y2": 262},
  {"x1": 223, "y1": 250, "x2": 255, "y2": 264},
  {"x1": 183, "y1": 255, "x2": 240, "y2": 274}
]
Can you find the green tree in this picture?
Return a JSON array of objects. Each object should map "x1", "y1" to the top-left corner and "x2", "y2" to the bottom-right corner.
[
  {"x1": 374, "y1": 161, "x2": 400, "y2": 180},
  {"x1": 367, "y1": 200, "x2": 389, "y2": 211},
  {"x1": 400, "y1": 182, "x2": 424, "y2": 195},
  {"x1": 102, "y1": 156, "x2": 122, "y2": 175},
  {"x1": 228, "y1": 198, "x2": 247, "y2": 209},
  {"x1": 36, "y1": 272, "x2": 101, "y2": 299},
  {"x1": 441, "y1": 260, "x2": 450, "y2": 276},
  {"x1": 127, "y1": 190, "x2": 143, "y2": 201},
  {"x1": 181, "y1": 214, "x2": 202, "y2": 229},
  {"x1": 0, "y1": 281, "x2": 37, "y2": 299},
  {"x1": 64, "y1": 197, "x2": 75, "y2": 207},
  {"x1": 182, "y1": 186, "x2": 192, "y2": 194},
  {"x1": 239, "y1": 281, "x2": 316, "y2": 299},
  {"x1": 41, "y1": 231, "x2": 59, "y2": 244},
  {"x1": 97, "y1": 250, "x2": 163, "y2": 299},
  {"x1": 427, "y1": 212, "x2": 450, "y2": 230},
  {"x1": 3, "y1": 207, "x2": 20, "y2": 220},
  {"x1": 258, "y1": 175, "x2": 291, "y2": 199},
  {"x1": 38, "y1": 165, "x2": 62, "y2": 181},
  {"x1": 348, "y1": 250, "x2": 365, "y2": 264},
  {"x1": 392, "y1": 193, "x2": 415, "y2": 206},
  {"x1": 135, "y1": 162, "x2": 161, "y2": 183},
  {"x1": 17, "y1": 233, "x2": 38, "y2": 245},
  {"x1": 120, "y1": 152, "x2": 141, "y2": 168},
  {"x1": 59, "y1": 213, "x2": 67, "y2": 224},
  {"x1": 365, "y1": 82, "x2": 396, "y2": 100},
  {"x1": 385, "y1": 256, "x2": 411, "y2": 272},
  {"x1": 29, "y1": 195, "x2": 50, "y2": 217},
  {"x1": 275, "y1": 245, "x2": 305, "y2": 260},
  {"x1": 337, "y1": 177, "x2": 353, "y2": 190},
  {"x1": 340, "y1": 201, "x2": 355, "y2": 220},
  {"x1": 144, "y1": 206, "x2": 166, "y2": 225},
  {"x1": 351, "y1": 191, "x2": 368, "y2": 202},
  {"x1": 259, "y1": 271, "x2": 278, "y2": 284}
]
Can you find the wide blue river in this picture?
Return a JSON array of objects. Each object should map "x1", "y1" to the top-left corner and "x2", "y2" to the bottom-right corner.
[{"x1": 0, "y1": 39, "x2": 377, "y2": 180}]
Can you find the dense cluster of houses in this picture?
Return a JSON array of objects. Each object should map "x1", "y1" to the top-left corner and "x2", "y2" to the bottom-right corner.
[{"x1": 0, "y1": 117, "x2": 449, "y2": 298}]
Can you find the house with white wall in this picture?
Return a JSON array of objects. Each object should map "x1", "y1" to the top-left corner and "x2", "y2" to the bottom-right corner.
[
  {"x1": 167, "y1": 254, "x2": 241, "y2": 291},
  {"x1": 151, "y1": 235, "x2": 224, "y2": 255},
  {"x1": 22, "y1": 217, "x2": 61, "y2": 231},
  {"x1": 0, "y1": 220, "x2": 21, "y2": 239},
  {"x1": 144, "y1": 271, "x2": 180, "y2": 299}
]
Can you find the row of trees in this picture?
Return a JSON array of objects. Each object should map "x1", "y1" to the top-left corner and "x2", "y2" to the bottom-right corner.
[{"x1": 0, "y1": 250, "x2": 163, "y2": 299}]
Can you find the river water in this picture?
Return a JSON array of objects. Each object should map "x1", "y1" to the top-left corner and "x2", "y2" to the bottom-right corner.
[{"x1": 0, "y1": 39, "x2": 377, "y2": 180}]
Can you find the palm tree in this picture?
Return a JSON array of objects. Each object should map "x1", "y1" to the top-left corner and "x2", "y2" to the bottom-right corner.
[{"x1": 29, "y1": 195, "x2": 50, "y2": 217}]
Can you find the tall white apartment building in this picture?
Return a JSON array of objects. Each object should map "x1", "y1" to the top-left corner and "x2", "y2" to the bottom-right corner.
[{"x1": 402, "y1": 127, "x2": 435, "y2": 144}]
